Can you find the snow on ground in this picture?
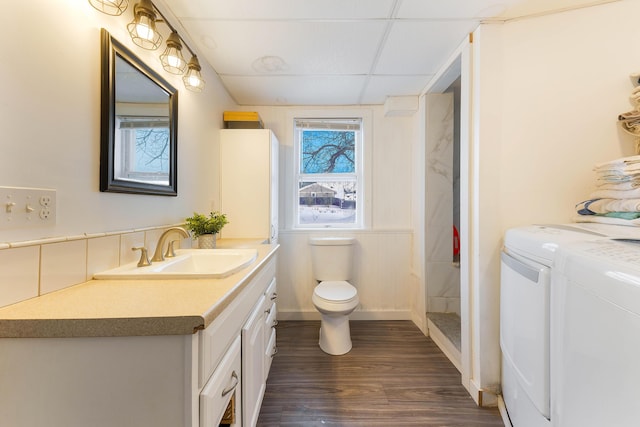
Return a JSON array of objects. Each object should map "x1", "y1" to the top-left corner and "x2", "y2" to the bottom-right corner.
[{"x1": 299, "y1": 206, "x2": 356, "y2": 224}]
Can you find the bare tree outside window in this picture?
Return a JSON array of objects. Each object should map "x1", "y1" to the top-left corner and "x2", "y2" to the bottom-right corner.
[
  {"x1": 135, "y1": 128, "x2": 169, "y2": 173},
  {"x1": 302, "y1": 130, "x2": 355, "y2": 174}
]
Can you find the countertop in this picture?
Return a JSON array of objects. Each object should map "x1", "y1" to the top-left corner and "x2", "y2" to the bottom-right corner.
[{"x1": 0, "y1": 240, "x2": 279, "y2": 339}]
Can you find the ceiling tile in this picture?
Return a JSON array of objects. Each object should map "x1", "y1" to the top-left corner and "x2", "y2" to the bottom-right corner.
[
  {"x1": 185, "y1": 20, "x2": 387, "y2": 75},
  {"x1": 221, "y1": 75, "x2": 368, "y2": 105},
  {"x1": 374, "y1": 20, "x2": 477, "y2": 75},
  {"x1": 397, "y1": 0, "x2": 524, "y2": 19},
  {"x1": 361, "y1": 75, "x2": 434, "y2": 104},
  {"x1": 167, "y1": 0, "x2": 396, "y2": 20}
]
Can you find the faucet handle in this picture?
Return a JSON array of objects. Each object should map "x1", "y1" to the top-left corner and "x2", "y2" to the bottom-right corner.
[
  {"x1": 164, "y1": 240, "x2": 179, "y2": 258},
  {"x1": 132, "y1": 247, "x2": 152, "y2": 267}
]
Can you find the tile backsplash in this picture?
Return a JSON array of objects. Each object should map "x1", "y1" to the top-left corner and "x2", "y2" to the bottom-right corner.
[{"x1": 0, "y1": 224, "x2": 192, "y2": 308}]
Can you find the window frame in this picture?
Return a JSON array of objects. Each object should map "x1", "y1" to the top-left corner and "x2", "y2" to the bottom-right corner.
[{"x1": 293, "y1": 117, "x2": 365, "y2": 229}]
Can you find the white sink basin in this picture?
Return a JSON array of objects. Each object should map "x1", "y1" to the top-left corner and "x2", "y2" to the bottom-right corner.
[{"x1": 93, "y1": 249, "x2": 258, "y2": 280}]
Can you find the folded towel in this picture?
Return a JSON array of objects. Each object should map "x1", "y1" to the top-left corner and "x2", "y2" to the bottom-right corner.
[
  {"x1": 595, "y1": 180, "x2": 640, "y2": 190},
  {"x1": 589, "y1": 187, "x2": 640, "y2": 200},
  {"x1": 585, "y1": 198, "x2": 640, "y2": 213},
  {"x1": 618, "y1": 110, "x2": 640, "y2": 122},
  {"x1": 602, "y1": 212, "x2": 640, "y2": 219},
  {"x1": 596, "y1": 166, "x2": 640, "y2": 175},
  {"x1": 594, "y1": 155, "x2": 640, "y2": 171},
  {"x1": 573, "y1": 215, "x2": 640, "y2": 227}
]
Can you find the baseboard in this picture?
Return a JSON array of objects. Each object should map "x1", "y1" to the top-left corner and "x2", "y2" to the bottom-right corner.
[
  {"x1": 277, "y1": 309, "x2": 413, "y2": 321},
  {"x1": 469, "y1": 378, "x2": 499, "y2": 407},
  {"x1": 498, "y1": 395, "x2": 512, "y2": 427},
  {"x1": 427, "y1": 318, "x2": 462, "y2": 373}
]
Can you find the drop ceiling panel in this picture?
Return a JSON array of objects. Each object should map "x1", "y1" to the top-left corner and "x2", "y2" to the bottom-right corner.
[
  {"x1": 185, "y1": 20, "x2": 387, "y2": 75},
  {"x1": 374, "y1": 20, "x2": 477, "y2": 75},
  {"x1": 361, "y1": 75, "x2": 434, "y2": 105},
  {"x1": 498, "y1": 0, "x2": 615, "y2": 19},
  {"x1": 168, "y1": 0, "x2": 396, "y2": 20},
  {"x1": 397, "y1": 0, "x2": 522, "y2": 19},
  {"x1": 221, "y1": 75, "x2": 367, "y2": 105}
]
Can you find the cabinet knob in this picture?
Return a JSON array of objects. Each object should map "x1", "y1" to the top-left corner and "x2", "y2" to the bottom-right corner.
[
  {"x1": 272, "y1": 320, "x2": 279, "y2": 328},
  {"x1": 265, "y1": 307, "x2": 271, "y2": 314},
  {"x1": 270, "y1": 292, "x2": 278, "y2": 301},
  {"x1": 271, "y1": 347, "x2": 278, "y2": 358}
]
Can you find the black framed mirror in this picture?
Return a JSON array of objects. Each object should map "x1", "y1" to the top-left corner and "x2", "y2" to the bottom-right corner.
[{"x1": 100, "y1": 29, "x2": 178, "y2": 196}]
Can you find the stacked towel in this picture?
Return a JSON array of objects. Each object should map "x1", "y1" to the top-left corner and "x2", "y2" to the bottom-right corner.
[
  {"x1": 575, "y1": 155, "x2": 640, "y2": 225},
  {"x1": 619, "y1": 86, "x2": 640, "y2": 134}
]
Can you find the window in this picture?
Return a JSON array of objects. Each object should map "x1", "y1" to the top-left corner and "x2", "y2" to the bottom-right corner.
[
  {"x1": 294, "y1": 118, "x2": 363, "y2": 228},
  {"x1": 114, "y1": 116, "x2": 170, "y2": 185}
]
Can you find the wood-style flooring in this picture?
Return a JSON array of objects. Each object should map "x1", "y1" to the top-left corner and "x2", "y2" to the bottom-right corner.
[{"x1": 256, "y1": 321, "x2": 504, "y2": 426}]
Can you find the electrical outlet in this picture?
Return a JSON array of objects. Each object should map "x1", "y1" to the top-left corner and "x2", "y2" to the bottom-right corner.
[
  {"x1": 0, "y1": 186, "x2": 56, "y2": 229},
  {"x1": 39, "y1": 208, "x2": 52, "y2": 220},
  {"x1": 39, "y1": 195, "x2": 52, "y2": 207}
]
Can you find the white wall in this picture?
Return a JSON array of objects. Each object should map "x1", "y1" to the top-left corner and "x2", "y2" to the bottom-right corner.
[
  {"x1": 0, "y1": 1, "x2": 235, "y2": 244},
  {"x1": 470, "y1": 0, "x2": 640, "y2": 394}
]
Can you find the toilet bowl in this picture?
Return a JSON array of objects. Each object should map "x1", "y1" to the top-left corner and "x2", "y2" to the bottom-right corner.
[
  {"x1": 312, "y1": 280, "x2": 359, "y2": 355},
  {"x1": 309, "y1": 237, "x2": 359, "y2": 355}
]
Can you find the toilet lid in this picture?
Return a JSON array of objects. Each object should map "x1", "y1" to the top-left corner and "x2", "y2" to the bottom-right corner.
[{"x1": 314, "y1": 281, "x2": 357, "y2": 303}]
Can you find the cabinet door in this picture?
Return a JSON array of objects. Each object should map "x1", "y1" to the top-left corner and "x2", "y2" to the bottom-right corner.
[
  {"x1": 242, "y1": 295, "x2": 267, "y2": 427},
  {"x1": 220, "y1": 129, "x2": 276, "y2": 241}
]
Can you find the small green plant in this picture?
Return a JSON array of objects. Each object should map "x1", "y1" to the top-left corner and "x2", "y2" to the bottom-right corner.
[{"x1": 184, "y1": 211, "x2": 229, "y2": 238}]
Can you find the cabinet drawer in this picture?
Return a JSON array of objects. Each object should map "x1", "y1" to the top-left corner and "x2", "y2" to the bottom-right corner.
[
  {"x1": 265, "y1": 328, "x2": 277, "y2": 379},
  {"x1": 200, "y1": 335, "x2": 241, "y2": 427},
  {"x1": 264, "y1": 301, "x2": 277, "y2": 330},
  {"x1": 265, "y1": 277, "x2": 277, "y2": 303}
]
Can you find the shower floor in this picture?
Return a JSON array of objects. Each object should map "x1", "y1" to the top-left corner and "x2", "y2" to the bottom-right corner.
[{"x1": 427, "y1": 312, "x2": 461, "y2": 371}]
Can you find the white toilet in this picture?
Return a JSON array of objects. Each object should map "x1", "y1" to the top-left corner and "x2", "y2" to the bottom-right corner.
[{"x1": 309, "y1": 237, "x2": 359, "y2": 355}]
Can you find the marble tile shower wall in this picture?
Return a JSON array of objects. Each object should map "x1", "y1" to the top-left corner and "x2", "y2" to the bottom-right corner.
[
  {"x1": 425, "y1": 93, "x2": 460, "y2": 315},
  {"x1": 0, "y1": 225, "x2": 191, "y2": 308}
]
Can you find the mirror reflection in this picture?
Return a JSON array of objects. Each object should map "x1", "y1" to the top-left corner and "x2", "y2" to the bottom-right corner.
[{"x1": 100, "y1": 29, "x2": 178, "y2": 196}]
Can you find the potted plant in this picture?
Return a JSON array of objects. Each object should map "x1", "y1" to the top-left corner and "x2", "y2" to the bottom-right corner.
[{"x1": 185, "y1": 211, "x2": 229, "y2": 249}]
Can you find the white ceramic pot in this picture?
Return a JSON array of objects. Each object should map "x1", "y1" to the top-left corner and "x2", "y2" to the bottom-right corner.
[{"x1": 198, "y1": 234, "x2": 216, "y2": 249}]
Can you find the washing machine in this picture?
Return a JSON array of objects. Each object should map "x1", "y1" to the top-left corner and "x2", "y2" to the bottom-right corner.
[
  {"x1": 500, "y1": 224, "x2": 610, "y2": 427},
  {"x1": 551, "y1": 238, "x2": 640, "y2": 427}
]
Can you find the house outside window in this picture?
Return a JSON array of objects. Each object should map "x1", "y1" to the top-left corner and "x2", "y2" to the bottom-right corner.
[{"x1": 294, "y1": 118, "x2": 363, "y2": 228}]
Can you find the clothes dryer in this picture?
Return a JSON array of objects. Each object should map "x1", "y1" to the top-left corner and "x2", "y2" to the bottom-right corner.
[
  {"x1": 500, "y1": 224, "x2": 608, "y2": 427},
  {"x1": 552, "y1": 238, "x2": 640, "y2": 427}
]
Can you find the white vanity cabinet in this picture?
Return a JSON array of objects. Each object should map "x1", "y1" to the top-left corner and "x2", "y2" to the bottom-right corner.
[
  {"x1": 220, "y1": 129, "x2": 279, "y2": 243},
  {"x1": 0, "y1": 252, "x2": 278, "y2": 427}
]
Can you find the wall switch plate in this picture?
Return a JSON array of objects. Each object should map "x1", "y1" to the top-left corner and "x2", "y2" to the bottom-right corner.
[{"x1": 0, "y1": 186, "x2": 56, "y2": 229}]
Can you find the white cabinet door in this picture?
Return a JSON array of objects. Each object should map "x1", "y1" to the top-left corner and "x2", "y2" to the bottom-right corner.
[
  {"x1": 220, "y1": 129, "x2": 279, "y2": 243},
  {"x1": 242, "y1": 295, "x2": 267, "y2": 427}
]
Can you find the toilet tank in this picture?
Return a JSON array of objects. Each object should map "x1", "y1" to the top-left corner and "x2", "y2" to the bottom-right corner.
[{"x1": 309, "y1": 237, "x2": 355, "y2": 281}]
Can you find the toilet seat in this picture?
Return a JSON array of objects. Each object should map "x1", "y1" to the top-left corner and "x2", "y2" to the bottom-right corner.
[{"x1": 314, "y1": 281, "x2": 358, "y2": 304}]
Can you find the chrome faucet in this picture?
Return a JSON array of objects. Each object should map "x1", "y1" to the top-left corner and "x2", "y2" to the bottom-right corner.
[{"x1": 151, "y1": 227, "x2": 189, "y2": 262}]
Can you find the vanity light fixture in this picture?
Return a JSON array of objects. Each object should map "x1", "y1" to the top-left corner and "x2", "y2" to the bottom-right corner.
[
  {"x1": 90, "y1": 0, "x2": 205, "y2": 93},
  {"x1": 183, "y1": 56, "x2": 206, "y2": 92},
  {"x1": 127, "y1": 0, "x2": 162, "y2": 50},
  {"x1": 160, "y1": 31, "x2": 187, "y2": 74},
  {"x1": 88, "y1": 0, "x2": 128, "y2": 16}
]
